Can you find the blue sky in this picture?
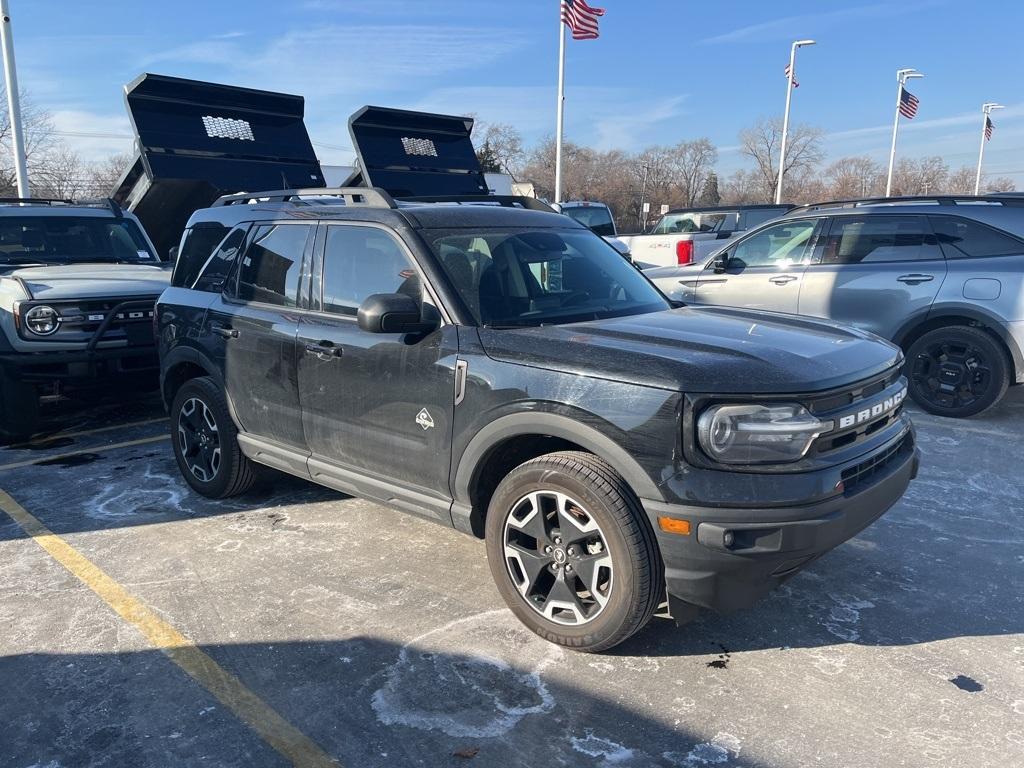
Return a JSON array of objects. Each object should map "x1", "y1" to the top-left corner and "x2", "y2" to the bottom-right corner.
[{"x1": 11, "y1": 0, "x2": 1024, "y2": 184}]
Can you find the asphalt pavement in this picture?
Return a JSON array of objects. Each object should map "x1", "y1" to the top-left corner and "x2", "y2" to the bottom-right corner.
[{"x1": 1, "y1": 388, "x2": 1022, "y2": 768}]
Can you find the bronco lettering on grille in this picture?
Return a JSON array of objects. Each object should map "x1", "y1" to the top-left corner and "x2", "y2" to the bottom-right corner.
[{"x1": 837, "y1": 386, "x2": 907, "y2": 430}]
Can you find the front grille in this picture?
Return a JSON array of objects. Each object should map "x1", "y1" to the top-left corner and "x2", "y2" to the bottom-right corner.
[
  {"x1": 807, "y1": 366, "x2": 903, "y2": 415},
  {"x1": 841, "y1": 434, "x2": 913, "y2": 495},
  {"x1": 808, "y1": 366, "x2": 907, "y2": 456},
  {"x1": 21, "y1": 296, "x2": 158, "y2": 345}
]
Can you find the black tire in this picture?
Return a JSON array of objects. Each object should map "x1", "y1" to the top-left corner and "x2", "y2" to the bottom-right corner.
[
  {"x1": 0, "y1": 369, "x2": 39, "y2": 444},
  {"x1": 905, "y1": 326, "x2": 1010, "y2": 418},
  {"x1": 484, "y1": 451, "x2": 663, "y2": 653},
  {"x1": 170, "y1": 376, "x2": 257, "y2": 498}
]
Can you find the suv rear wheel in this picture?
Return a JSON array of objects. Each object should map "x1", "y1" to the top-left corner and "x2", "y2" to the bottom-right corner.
[
  {"x1": 171, "y1": 377, "x2": 257, "y2": 498},
  {"x1": 485, "y1": 451, "x2": 663, "y2": 652},
  {"x1": 906, "y1": 326, "x2": 1010, "y2": 418}
]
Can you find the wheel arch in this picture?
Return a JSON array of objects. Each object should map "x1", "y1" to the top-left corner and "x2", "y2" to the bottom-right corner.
[
  {"x1": 452, "y1": 412, "x2": 663, "y2": 538},
  {"x1": 894, "y1": 304, "x2": 1021, "y2": 377},
  {"x1": 161, "y1": 346, "x2": 221, "y2": 410}
]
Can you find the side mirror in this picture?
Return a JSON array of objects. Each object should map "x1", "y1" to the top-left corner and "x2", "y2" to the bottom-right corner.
[
  {"x1": 167, "y1": 245, "x2": 179, "y2": 262},
  {"x1": 712, "y1": 255, "x2": 728, "y2": 273},
  {"x1": 357, "y1": 293, "x2": 437, "y2": 334}
]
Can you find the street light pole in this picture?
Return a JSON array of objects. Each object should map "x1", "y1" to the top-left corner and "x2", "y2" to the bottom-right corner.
[
  {"x1": 885, "y1": 68, "x2": 923, "y2": 197},
  {"x1": 974, "y1": 102, "x2": 1004, "y2": 195},
  {"x1": 0, "y1": 0, "x2": 29, "y2": 198},
  {"x1": 775, "y1": 39, "x2": 815, "y2": 205},
  {"x1": 638, "y1": 163, "x2": 649, "y2": 231}
]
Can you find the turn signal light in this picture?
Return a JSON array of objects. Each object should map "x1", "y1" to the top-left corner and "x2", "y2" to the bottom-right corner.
[
  {"x1": 658, "y1": 516, "x2": 691, "y2": 535},
  {"x1": 676, "y1": 240, "x2": 694, "y2": 265}
]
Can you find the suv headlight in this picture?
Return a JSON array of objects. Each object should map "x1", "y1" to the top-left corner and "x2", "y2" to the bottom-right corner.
[
  {"x1": 24, "y1": 305, "x2": 61, "y2": 336},
  {"x1": 697, "y1": 403, "x2": 832, "y2": 465}
]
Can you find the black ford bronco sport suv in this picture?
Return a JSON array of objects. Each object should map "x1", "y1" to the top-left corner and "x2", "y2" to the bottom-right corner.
[{"x1": 158, "y1": 185, "x2": 920, "y2": 651}]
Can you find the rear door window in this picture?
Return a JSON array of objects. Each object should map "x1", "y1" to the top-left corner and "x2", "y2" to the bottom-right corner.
[
  {"x1": 820, "y1": 216, "x2": 941, "y2": 264},
  {"x1": 929, "y1": 215, "x2": 1024, "y2": 258},
  {"x1": 235, "y1": 224, "x2": 311, "y2": 306}
]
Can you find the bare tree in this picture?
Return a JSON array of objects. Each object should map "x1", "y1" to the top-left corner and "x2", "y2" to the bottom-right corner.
[
  {"x1": 666, "y1": 138, "x2": 717, "y2": 207},
  {"x1": 824, "y1": 156, "x2": 884, "y2": 199},
  {"x1": 890, "y1": 156, "x2": 949, "y2": 196},
  {"x1": 32, "y1": 147, "x2": 89, "y2": 199},
  {"x1": 473, "y1": 121, "x2": 525, "y2": 177},
  {"x1": 86, "y1": 153, "x2": 134, "y2": 197},
  {"x1": 984, "y1": 176, "x2": 1016, "y2": 193},
  {"x1": 738, "y1": 117, "x2": 824, "y2": 203},
  {"x1": 0, "y1": 88, "x2": 58, "y2": 194}
]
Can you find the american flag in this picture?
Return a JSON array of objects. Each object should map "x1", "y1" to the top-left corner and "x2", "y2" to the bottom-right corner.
[
  {"x1": 561, "y1": 0, "x2": 605, "y2": 40},
  {"x1": 899, "y1": 87, "x2": 919, "y2": 120},
  {"x1": 784, "y1": 63, "x2": 799, "y2": 88},
  {"x1": 985, "y1": 115, "x2": 994, "y2": 141}
]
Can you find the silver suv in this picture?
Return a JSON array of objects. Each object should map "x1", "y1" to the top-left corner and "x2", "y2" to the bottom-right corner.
[
  {"x1": 646, "y1": 195, "x2": 1024, "y2": 418},
  {"x1": 0, "y1": 198, "x2": 168, "y2": 440}
]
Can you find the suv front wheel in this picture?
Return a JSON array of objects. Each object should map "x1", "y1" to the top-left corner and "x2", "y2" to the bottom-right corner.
[
  {"x1": 485, "y1": 451, "x2": 663, "y2": 652},
  {"x1": 171, "y1": 377, "x2": 257, "y2": 498},
  {"x1": 906, "y1": 326, "x2": 1010, "y2": 418}
]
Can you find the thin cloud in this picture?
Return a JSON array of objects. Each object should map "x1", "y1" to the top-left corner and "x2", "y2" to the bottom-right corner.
[{"x1": 700, "y1": 1, "x2": 942, "y2": 45}]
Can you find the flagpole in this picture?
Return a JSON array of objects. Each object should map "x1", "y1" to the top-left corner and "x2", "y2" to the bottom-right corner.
[
  {"x1": 974, "y1": 102, "x2": 1003, "y2": 195},
  {"x1": 886, "y1": 68, "x2": 922, "y2": 197},
  {"x1": 554, "y1": 5, "x2": 566, "y2": 204},
  {"x1": 775, "y1": 39, "x2": 814, "y2": 205},
  {"x1": 0, "y1": 0, "x2": 30, "y2": 198}
]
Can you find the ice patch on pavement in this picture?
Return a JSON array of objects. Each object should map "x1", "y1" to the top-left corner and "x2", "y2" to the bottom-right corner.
[
  {"x1": 371, "y1": 609, "x2": 561, "y2": 737},
  {"x1": 570, "y1": 732, "x2": 636, "y2": 764},
  {"x1": 86, "y1": 468, "x2": 185, "y2": 520},
  {"x1": 664, "y1": 732, "x2": 742, "y2": 765},
  {"x1": 822, "y1": 593, "x2": 875, "y2": 642}
]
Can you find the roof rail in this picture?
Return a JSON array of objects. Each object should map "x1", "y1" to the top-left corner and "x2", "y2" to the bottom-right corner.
[
  {"x1": 0, "y1": 197, "x2": 75, "y2": 206},
  {"x1": 399, "y1": 195, "x2": 555, "y2": 213},
  {"x1": 212, "y1": 187, "x2": 397, "y2": 209},
  {"x1": 791, "y1": 194, "x2": 1024, "y2": 212}
]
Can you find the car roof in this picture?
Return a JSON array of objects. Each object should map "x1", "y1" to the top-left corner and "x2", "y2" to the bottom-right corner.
[{"x1": 0, "y1": 204, "x2": 122, "y2": 218}]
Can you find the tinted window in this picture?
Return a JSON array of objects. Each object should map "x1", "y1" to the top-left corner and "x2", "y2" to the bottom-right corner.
[
  {"x1": 729, "y1": 219, "x2": 818, "y2": 268},
  {"x1": 653, "y1": 212, "x2": 728, "y2": 235},
  {"x1": 172, "y1": 224, "x2": 228, "y2": 287},
  {"x1": 563, "y1": 206, "x2": 616, "y2": 237},
  {"x1": 427, "y1": 228, "x2": 668, "y2": 327},
  {"x1": 742, "y1": 208, "x2": 785, "y2": 229},
  {"x1": 820, "y1": 216, "x2": 940, "y2": 264},
  {"x1": 930, "y1": 216, "x2": 1024, "y2": 259},
  {"x1": 0, "y1": 216, "x2": 157, "y2": 267},
  {"x1": 321, "y1": 226, "x2": 420, "y2": 316},
  {"x1": 235, "y1": 224, "x2": 310, "y2": 306},
  {"x1": 194, "y1": 228, "x2": 246, "y2": 293}
]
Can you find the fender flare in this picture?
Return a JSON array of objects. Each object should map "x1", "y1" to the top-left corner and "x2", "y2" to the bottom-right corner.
[
  {"x1": 160, "y1": 345, "x2": 223, "y2": 403},
  {"x1": 452, "y1": 411, "x2": 665, "y2": 508}
]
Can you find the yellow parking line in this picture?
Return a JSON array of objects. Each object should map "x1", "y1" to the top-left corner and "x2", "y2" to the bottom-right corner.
[
  {"x1": 0, "y1": 434, "x2": 170, "y2": 472},
  {"x1": 0, "y1": 489, "x2": 338, "y2": 768},
  {"x1": 30, "y1": 416, "x2": 169, "y2": 445}
]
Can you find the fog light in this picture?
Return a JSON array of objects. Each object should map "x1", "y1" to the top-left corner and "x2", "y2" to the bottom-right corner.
[{"x1": 722, "y1": 530, "x2": 735, "y2": 548}]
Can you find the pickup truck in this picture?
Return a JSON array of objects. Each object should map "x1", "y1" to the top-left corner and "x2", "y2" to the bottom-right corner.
[{"x1": 613, "y1": 204, "x2": 792, "y2": 268}]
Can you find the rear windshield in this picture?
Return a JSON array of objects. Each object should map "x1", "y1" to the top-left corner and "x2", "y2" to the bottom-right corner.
[
  {"x1": 425, "y1": 227, "x2": 668, "y2": 327},
  {"x1": 562, "y1": 206, "x2": 616, "y2": 237},
  {"x1": 0, "y1": 216, "x2": 158, "y2": 266},
  {"x1": 652, "y1": 212, "x2": 728, "y2": 235}
]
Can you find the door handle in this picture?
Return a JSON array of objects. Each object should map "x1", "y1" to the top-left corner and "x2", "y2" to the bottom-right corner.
[
  {"x1": 212, "y1": 326, "x2": 239, "y2": 339},
  {"x1": 769, "y1": 275, "x2": 798, "y2": 285},
  {"x1": 304, "y1": 341, "x2": 343, "y2": 358},
  {"x1": 897, "y1": 274, "x2": 935, "y2": 285}
]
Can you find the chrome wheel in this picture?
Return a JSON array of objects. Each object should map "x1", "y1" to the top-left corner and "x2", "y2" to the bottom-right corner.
[
  {"x1": 502, "y1": 490, "x2": 613, "y2": 626},
  {"x1": 177, "y1": 397, "x2": 221, "y2": 482}
]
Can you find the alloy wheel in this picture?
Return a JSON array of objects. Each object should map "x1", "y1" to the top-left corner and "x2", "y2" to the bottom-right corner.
[
  {"x1": 502, "y1": 490, "x2": 614, "y2": 626},
  {"x1": 177, "y1": 397, "x2": 221, "y2": 482},
  {"x1": 911, "y1": 340, "x2": 991, "y2": 411}
]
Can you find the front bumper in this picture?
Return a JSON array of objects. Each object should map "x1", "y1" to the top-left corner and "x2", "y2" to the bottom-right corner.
[
  {"x1": 641, "y1": 430, "x2": 919, "y2": 615},
  {"x1": 0, "y1": 345, "x2": 158, "y2": 384}
]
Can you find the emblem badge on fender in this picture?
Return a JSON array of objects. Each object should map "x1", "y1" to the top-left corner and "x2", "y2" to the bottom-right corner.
[{"x1": 415, "y1": 408, "x2": 435, "y2": 430}]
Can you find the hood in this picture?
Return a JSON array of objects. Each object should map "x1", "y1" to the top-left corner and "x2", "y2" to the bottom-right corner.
[
  {"x1": 478, "y1": 306, "x2": 902, "y2": 394},
  {"x1": 11, "y1": 263, "x2": 172, "y2": 300}
]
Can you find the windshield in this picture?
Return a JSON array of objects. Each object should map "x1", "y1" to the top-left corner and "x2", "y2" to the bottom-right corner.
[
  {"x1": 652, "y1": 212, "x2": 728, "y2": 235},
  {"x1": 0, "y1": 216, "x2": 158, "y2": 266},
  {"x1": 562, "y1": 206, "x2": 616, "y2": 237},
  {"x1": 426, "y1": 228, "x2": 669, "y2": 327}
]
